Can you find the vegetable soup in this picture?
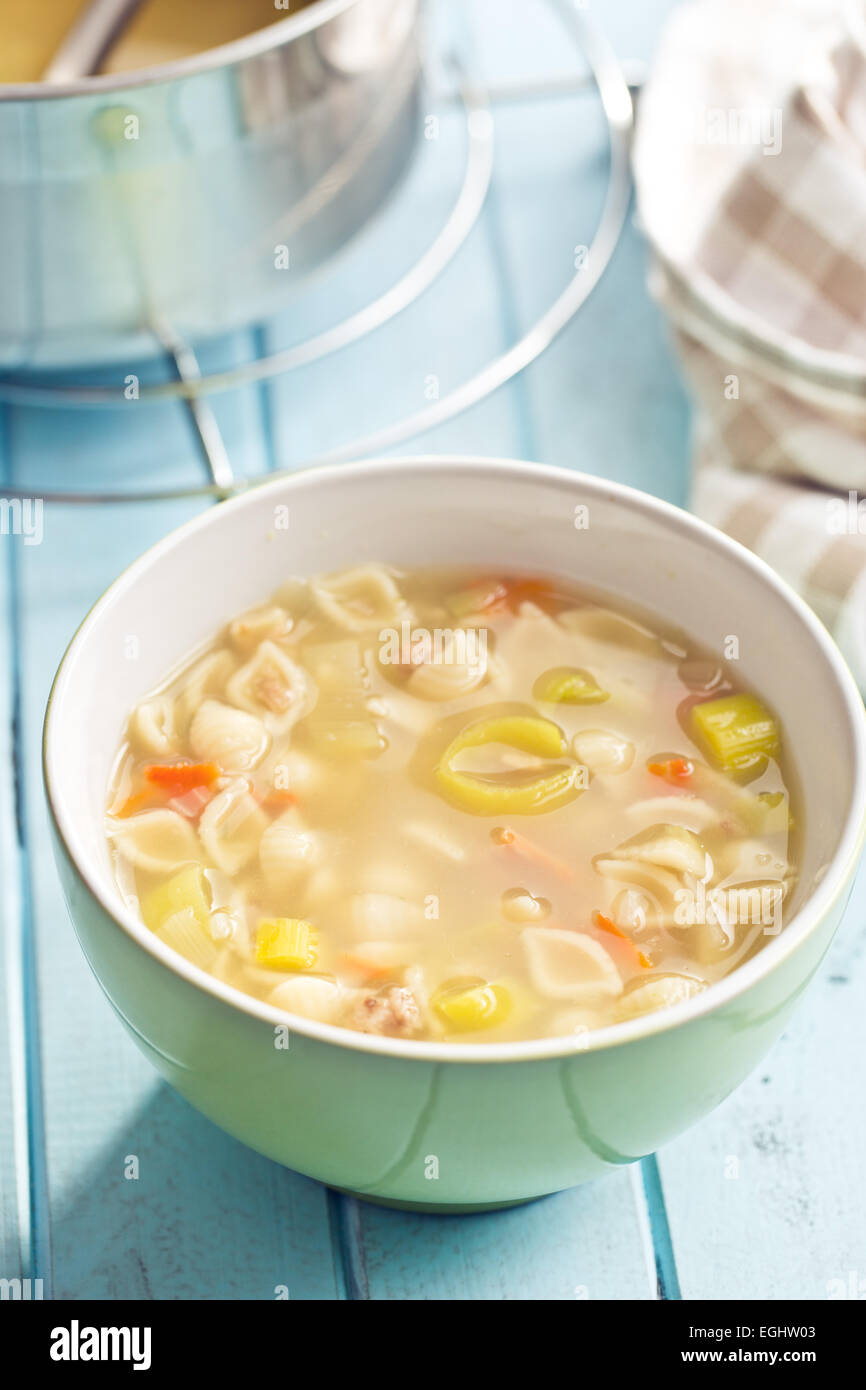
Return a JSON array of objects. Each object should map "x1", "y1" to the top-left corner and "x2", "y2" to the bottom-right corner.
[{"x1": 106, "y1": 566, "x2": 798, "y2": 1043}]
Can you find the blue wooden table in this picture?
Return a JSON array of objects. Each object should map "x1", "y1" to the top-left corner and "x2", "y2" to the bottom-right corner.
[{"x1": 2, "y1": 0, "x2": 863, "y2": 1301}]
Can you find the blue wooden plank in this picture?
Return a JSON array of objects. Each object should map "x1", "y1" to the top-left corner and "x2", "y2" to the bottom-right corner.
[
  {"x1": 657, "y1": 856, "x2": 866, "y2": 1300},
  {"x1": 5, "y1": 332, "x2": 341, "y2": 1298},
  {"x1": 0, "y1": 441, "x2": 27, "y2": 1288},
  {"x1": 345, "y1": 1170, "x2": 656, "y2": 1300}
]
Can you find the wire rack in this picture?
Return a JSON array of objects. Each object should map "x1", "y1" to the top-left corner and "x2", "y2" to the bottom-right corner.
[{"x1": 0, "y1": 0, "x2": 636, "y2": 504}]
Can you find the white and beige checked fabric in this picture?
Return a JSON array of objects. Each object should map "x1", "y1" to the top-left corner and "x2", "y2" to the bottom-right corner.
[
  {"x1": 693, "y1": 458, "x2": 866, "y2": 689},
  {"x1": 634, "y1": 0, "x2": 866, "y2": 687}
]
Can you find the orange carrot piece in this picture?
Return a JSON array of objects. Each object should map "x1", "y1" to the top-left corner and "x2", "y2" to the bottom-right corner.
[
  {"x1": 259, "y1": 787, "x2": 299, "y2": 813},
  {"x1": 501, "y1": 576, "x2": 559, "y2": 614},
  {"x1": 144, "y1": 761, "x2": 220, "y2": 794},
  {"x1": 114, "y1": 788, "x2": 158, "y2": 818},
  {"x1": 491, "y1": 826, "x2": 574, "y2": 881},
  {"x1": 116, "y1": 762, "x2": 221, "y2": 817},
  {"x1": 592, "y1": 910, "x2": 652, "y2": 969},
  {"x1": 647, "y1": 756, "x2": 694, "y2": 785},
  {"x1": 454, "y1": 575, "x2": 559, "y2": 618},
  {"x1": 471, "y1": 578, "x2": 510, "y2": 613},
  {"x1": 338, "y1": 953, "x2": 395, "y2": 983}
]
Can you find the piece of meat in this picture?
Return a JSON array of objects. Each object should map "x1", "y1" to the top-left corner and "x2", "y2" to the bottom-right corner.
[
  {"x1": 254, "y1": 671, "x2": 293, "y2": 713},
  {"x1": 348, "y1": 986, "x2": 421, "y2": 1038}
]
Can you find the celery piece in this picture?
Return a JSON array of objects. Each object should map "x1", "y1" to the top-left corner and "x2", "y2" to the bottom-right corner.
[
  {"x1": 690, "y1": 693, "x2": 780, "y2": 774},
  {"x1": 302, "y1": 641, "x2": 385, "y2": 760},
  {"x1": 155, "y1": 907, "x2": 217, "y2": 971},
  {"x1": 432, "y1": 979, "x2": 511, "y2": 1031},
  {"x1": 140, "y1": 865, "x2": 211, "y2": 935},
  {"x1": 255, "y1": 918, "x2": 317, "y2": 971},
  {"x1": 305, "y1": 701, "x2": 385, "y2": 759}
]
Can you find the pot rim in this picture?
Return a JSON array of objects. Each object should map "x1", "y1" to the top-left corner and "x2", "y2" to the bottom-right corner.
[
  {"x1": 0, "y1": 0, "x2": 366, "y2": 102},
  {"x1": 43, "y1": 454, "x2": 866, "y2": 1065}
]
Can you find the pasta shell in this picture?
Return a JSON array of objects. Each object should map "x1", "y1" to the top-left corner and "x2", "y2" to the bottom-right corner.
[
  {"x1": 228, "y1": 605, "x2": 291, "y2": 654},
  {"x1": 312, "y1": 564, "x2": 407, "y2": 633},
  {"x1": 349, "y1": 893, "x2": 425, "y2": 941},
  {"x1": 175, "y1": 650, "x2": 237, "y2": 732},
  {"x1": 109, "y1": 808, "x2": 201, "y2": 874},
  {"x1": 572, "y1": 728, "x2": 634, "y2": 775},
  {"x1": 225, "y1": 640, "x2": 316, "y2": 734},
  {"x1": 406, "y1": 647, "x2": 488, "y2": 701},
  {"x1": 675, "y1": 882, "x2": 786, "y2": 957},
  {"x1": 592, "y1": 857, "x2": 683, "y2": 924},
  {"x1": 258, "y1": 810, "x2": 319, "y2": 893},
  {"x1": 609, "y1": 824, "x2": 710, "y2": 879},
  {"x1": 269, "y1": 975, "x2": 343, "y2": 1024},
  {"x1": 522, "y1": 928, "x2": 622, "y2": 1002},
  {"x1": 199, "y1": 779, "x2": 270, "y2": 875},
  {"x1": 266, "y1": 749, "x2": 326, "y2": 798},
  {"x1": 189, "y1": 698, "x2": 270, "y2": 772},
  {"x1": 616, "y1": 974, "x2": 705, "y2": 1022},
  {"x1": 129, "y1": 695, "x2": 178, "y2": 758},
  {"x1": 610, "y1": 888, "x2": 653, "y2": 933}
]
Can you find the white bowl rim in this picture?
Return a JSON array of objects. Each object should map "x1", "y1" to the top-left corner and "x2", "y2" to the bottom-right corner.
[{"x1": 44, "y1": 454, "x2": 866, "y2": 1065}]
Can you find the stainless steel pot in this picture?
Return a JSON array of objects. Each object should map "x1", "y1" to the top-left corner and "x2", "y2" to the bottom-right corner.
[{"x1": 0, "y1": 0, "x2": 422, "y2": 369}]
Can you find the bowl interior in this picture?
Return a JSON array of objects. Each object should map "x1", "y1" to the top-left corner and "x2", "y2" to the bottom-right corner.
[{"x1": 46, "y1": 457, "x2": 866, "y2": 1038}]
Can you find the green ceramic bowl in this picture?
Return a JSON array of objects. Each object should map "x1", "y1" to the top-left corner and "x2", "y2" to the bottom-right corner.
[{"x1": 44, "y1": 457, "x2": 866, "y2": 1210}]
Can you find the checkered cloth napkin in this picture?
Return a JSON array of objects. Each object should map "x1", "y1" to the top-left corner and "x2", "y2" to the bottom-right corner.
[{"x1": 633, "y1": 0, "x2": 866, "y2": 689}]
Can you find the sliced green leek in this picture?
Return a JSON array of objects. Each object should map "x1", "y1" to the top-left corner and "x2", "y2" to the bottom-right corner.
[{"x1": 434, "y1": 712, "x2": 582, "y2": 815}]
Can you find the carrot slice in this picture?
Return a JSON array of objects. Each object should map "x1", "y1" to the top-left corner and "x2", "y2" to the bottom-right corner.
[
  {"x1": 592, "y1": 910, "x2": 652, "y2": 969},
  {"x1": 471, "y1": 579, "x2": 510, "y2": 613},
  {"x1": 114, "y1": 788, "x2": 158, "y2": 818},
  {"x1": 647, "y1": 756, "x2": 694, "y2": 785},
  {"x1": 501, "y1": 576, "x2": 559, "y2": 614},
  {"x1": 144, "y1": 761, "x2": 220, "y2": 799},
  {"x1": 338, "y1": 953, "x2": 395, "y2": 983},
  {"x1": 258, "y1": 787, "x2": 299, "y2": 813},
  {"x1": 448, "y1": 575, "x2": 560, "y2": 619},
  {"x1": 115, "y1": 762, "x2": 221, "y2": 817},
  {"x1": 491, "y1": 826, "x2": 574, "y2": 881}
]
